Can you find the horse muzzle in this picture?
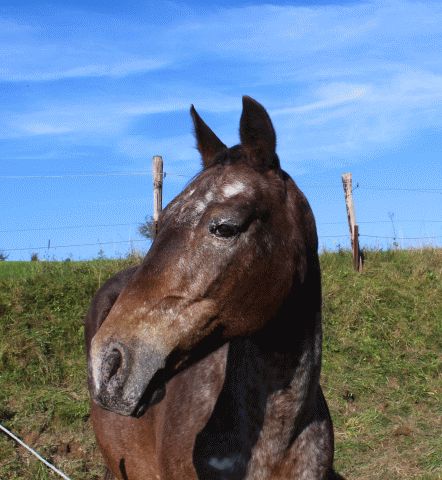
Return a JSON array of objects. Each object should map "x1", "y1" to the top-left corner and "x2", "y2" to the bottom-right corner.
[{"x1": 89, "y1": 339, "x2": 167, "y2": 416}]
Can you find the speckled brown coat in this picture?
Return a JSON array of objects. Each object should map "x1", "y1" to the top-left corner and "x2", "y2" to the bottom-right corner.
[{"x1": 85, "y1": 97, "x2": 344, "y2": 480}]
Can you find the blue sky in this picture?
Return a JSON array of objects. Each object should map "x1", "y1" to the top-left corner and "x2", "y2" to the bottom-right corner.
[{"x1": 1, "y1": 0, "x2": 441, "y2": 260}]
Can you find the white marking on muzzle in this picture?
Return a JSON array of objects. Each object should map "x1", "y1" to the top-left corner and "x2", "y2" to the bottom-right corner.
[{"x1": 90, "y1": 337, "x2": 104, "y2": 394}]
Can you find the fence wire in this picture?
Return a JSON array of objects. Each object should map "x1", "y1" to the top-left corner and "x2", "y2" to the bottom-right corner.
[{"x1": 1, "y1": 166, "x2": 441, "y2": 260}]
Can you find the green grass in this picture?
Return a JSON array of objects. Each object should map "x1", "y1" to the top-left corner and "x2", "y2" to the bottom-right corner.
[
  {"x1": 0, "y1": 259, "x2": 136, "y2": 479},
  {"x1": 0, "y1": 261, "x2": 44, "y2": 281},
  {"x1": 0, "y1": 250, "x2": 441, "y2": 479},
  {"x1": 321, "y1": 249, "x2": 441, "y2": 479}
]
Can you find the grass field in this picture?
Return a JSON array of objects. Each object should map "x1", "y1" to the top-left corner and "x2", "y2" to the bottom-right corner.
[
  {"x1": 0, "y1": 261, "x2": 45, "y2": 281},
  {"x1": 0, "y1": 250, "x2": 440, "y2": 479}
]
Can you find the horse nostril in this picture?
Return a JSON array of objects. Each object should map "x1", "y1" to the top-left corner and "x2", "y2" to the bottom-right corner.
[{"x1": 102, "y1": 348, "x2": 123, "y2": 385}]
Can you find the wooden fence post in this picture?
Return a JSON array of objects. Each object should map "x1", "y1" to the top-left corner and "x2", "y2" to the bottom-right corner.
[
  {"x1": 341, "y1": 172, "x2": 363, "y2": 272},
  {"x1": 152, "y1": 155, "x2": 163, "y2": 238}
]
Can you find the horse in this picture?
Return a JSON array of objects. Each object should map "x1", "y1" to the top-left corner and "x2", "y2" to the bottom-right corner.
[{"x1": 85, "y1": 96, "x2": 342, "y2": 479}]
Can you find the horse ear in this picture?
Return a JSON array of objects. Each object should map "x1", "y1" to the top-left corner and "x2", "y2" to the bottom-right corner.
[
  {"x1": 239, "y1": 96, "x2": 278, "y2": 169},
  {"x1": 190, "y1": 105, "x2": 226, "y2": 168}
]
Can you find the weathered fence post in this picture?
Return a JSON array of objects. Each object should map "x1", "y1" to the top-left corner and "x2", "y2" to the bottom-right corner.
[
  {"x1": 341, "y1": 172, "x2": 363, "y2": 272},
  {"x1": 152, "y1": 155, "x2": 163, "y2": 239},
  {"x1": 353, "y1": 224, "x2": 361, "y2": 271}
]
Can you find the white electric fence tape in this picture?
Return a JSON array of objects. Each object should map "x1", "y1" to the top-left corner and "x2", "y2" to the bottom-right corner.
[{"x1": 0, "y1": 423, "x2": 72, "y2": 480}]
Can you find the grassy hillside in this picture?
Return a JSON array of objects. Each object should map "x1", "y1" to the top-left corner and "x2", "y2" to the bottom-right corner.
[{"x1": 0, "y1": 250, "x2": 440, "y2": 479}]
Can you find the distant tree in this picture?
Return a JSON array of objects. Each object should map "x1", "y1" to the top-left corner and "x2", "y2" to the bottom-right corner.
[
  {"x1": 138, "y1": 216, "x2": 155, "y2": 240},
  {"x1": 97, "y1": 248, "x2": 106, "y2": 260},
  {"x1": 0, "y1": 250, "x2": 8, "y2": 261},
  {"x1": 30, "y1": 252, "x2": 39, "y2": 261}
]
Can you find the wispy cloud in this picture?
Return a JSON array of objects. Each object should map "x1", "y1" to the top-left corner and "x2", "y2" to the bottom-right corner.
[
  {"x1": 0, "y1": 12, "x2": 171, "y2": 82},
  {"x1": 118, "y1": 134, "x2": 197, "y2": 166},
  {"x1": 272, "y1": 85, "x2": 370, "y2": 115},
  {"x1": 17, "y1": 123, "x2": 74, "y2": 136},
  {"x1": 6, "y1": 105, "x2": 123, "y2": 139},
  {"x1": 3, "y1": 59, "x2": 170, "y2": 82},
  {"x1": 1, "y1": 0, "x2": 442, "y2": 169},
  {"x1": 2, "y1": 90, "x2": 241, "y2": 140},
  {"x1": 278, "y1": 70, "x2": 442, "y2": 154}
]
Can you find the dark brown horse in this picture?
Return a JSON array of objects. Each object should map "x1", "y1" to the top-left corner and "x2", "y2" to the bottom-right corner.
[{"x1": 85, "y1": 97, "x2": 342, "y2": 479}]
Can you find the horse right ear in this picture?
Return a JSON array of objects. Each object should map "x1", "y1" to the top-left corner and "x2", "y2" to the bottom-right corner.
[
  {"x1": 239, "y1": 96, "x2": 279, "y2": 169},
  {"x1": 190, "y1": 105, "x2": 226, "y2": 168}
]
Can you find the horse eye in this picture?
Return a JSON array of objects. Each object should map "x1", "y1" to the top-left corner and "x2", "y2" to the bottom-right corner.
[{"x1": 209, "y1": 222, "x2": 239, "y2": 238}]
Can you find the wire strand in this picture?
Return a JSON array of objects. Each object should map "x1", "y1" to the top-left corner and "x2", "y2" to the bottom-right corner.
[
  {"x1": 0, "y1": 222, "x2": 139, "y2": 233},
  {"x1": 0, "y1": 172, "x2": 149, "y2": 179},
  {"x1": 2, "y1": 238, "x2": 147, "y2": 252},
  {"x1": 319, "y1": 233, "x2": 442, "y2": 240},
  {"x1": 360, "y1": 234, "x2": 442, "y2": 240},
  {"x1": 0, "y1": 171, "x2": 191, "y2": 180},
  {"x1": 1, "y1": 172, "x2": 441, "y2": 192},
  {"x1": 1, "y1": 219, "x2": 441, "y2": 234},
  {"x1": 360, "y1": 185, "x2": 442, "y2": 193},
  {"x1": 0, "y1": 424, "x2": 72, "y2": 480}
]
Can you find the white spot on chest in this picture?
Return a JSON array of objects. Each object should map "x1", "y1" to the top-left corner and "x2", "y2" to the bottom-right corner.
[
  {"x1": 208, "y1": 454, "x2": 242, "y2": 471},
  {"x1": 222, "y1": 181, "x2": 246, "y2": 198}
]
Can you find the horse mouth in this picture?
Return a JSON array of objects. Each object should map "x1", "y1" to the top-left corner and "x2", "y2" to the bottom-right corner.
[{"x1": 132, "y1": 368, "x2": 167, "y2": 418}]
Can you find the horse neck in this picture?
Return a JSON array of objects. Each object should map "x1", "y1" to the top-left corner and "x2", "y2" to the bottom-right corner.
[
  {"x1": 240, "y1": 307, "x2": 322, "y2": 448},
  {"x1": 248, "y1": 256, "x2": 323, "y2": 424},
  {"x1": 194, "y1": 263, "x2": 323, "y2": 477}
]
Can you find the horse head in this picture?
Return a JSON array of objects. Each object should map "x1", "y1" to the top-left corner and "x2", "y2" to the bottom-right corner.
[{"x1": 89, "y1": 96, "x2": 318, "y2": 417}]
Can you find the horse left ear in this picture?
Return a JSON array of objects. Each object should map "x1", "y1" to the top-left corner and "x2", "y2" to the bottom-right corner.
[
  {"x1": 190, "y1": 105, "x2": 226, "y2": 169},
  {"x1": 240, "y1": 96, "x2": 279, "y2": 169}
]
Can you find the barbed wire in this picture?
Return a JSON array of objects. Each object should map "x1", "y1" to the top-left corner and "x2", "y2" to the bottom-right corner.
[
  {"x1": 1, "y1": 219, "x2": 441, "y2": 234},
  {"x1": 0, "y1": 223, "x2": 139, "y2": 233},
  {"x1": 1, "y1": 239, "x2": 147, "y2": 253},
  {"x1": 360, "y1": 234, "x2": 442, "y2": 240},
  {"x1": 3, "y1": 232, "x2": 442, "y2": 253},
  {"x1": 0, "y1": 171, "x2": 188, "y2": 180},
  {"x1": 1, "y1": 171, "x2": 441, "y2": 257},
  {"x1": 1, "y1": 172, "x2": 441, "y2": 193},
  {"x1": 359, "y1": 185, "x2": 442, "y2": 193},
  {"x1": 0, "y1": 172, "x2": 149, "y2": 179},
  {"x1": 320, "y1": 219, "x2": 442, "y2": 225}
]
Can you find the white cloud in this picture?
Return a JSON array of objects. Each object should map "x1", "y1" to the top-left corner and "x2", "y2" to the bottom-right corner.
[
  {"x1": 17, "y1": 123, "x2": 74, "y2": 136},
  {"x1": 272, "y1": 84, "x2": 370, "y2": 115},
  {"x1": 6, "y1": 106, "x2": 123, "y2": 139},
  {"x1": 0, "y1": 11, "x2": 171, "y2": 82},
  {"x1": 3, "y1": 59, "x2": 170, "y2": 82},
  {"x1": 1, "y1": 0, "x2": 442, "y2": 168},
  {"x1": 118, "y1": 134, "x2": 199, "y2": 170}
]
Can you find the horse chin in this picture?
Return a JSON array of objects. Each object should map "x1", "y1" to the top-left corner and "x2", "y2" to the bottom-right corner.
[
  {"x1": 131, "y1": 368, "x2": 168, "y2": 417},
  {"x1": 132, "y1": 384, "x2": 166, "y2": 417}
]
